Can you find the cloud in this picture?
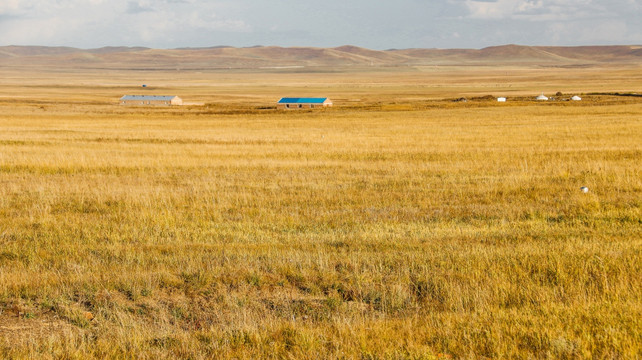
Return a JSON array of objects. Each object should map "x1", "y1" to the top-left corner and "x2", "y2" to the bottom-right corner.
[
  {"x1": 0, "y1": 0, "x2": 251, "y2": 47},
  {"x1": 0, "y1": 0, "x2": 641, "y2": 49},
  {"x1": 0, "y1": 0, "x2": 32, "y2": 16},
  {"x1": 462, "y1": 0, "x2": 607, "y2": 21},
  {"x1": 0, "y1": 1, "x2": 19, "y2": 13},
  {"x1": 547, "y1": 19, "x2": 642, "y2": 44},
  {"x1": 450, "y1": 0, "x2": 642, "y2": 47},
  {"x1": 126, "y1": 1, "x2": 153, "y2": 14}
]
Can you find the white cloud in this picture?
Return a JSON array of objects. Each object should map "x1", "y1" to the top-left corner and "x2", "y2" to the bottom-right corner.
[
  {"x1": 0, "y1": 0, "x2": 32, "y2": 16},
  {"x1": 548, "y1": 19, "x2": 642, "y2": 44},
  {"x1": 0, "y1": 0, "x2": 251, "y2": 47},
  {"x1": 0, "y1": 0, "x2": 20, "y2": 12},
  {"x1": 0, "y1": 0, "x2": 641, "y2": 48},
  {"x1": 463, "y1": 0, "x2": 607, "y2": 21},
  {"x1": 126, "y1": 1, "x2": 154, "y2": 14},
  {"x1": 452, "y1": 0, "x2": 642, "y2": 47}
]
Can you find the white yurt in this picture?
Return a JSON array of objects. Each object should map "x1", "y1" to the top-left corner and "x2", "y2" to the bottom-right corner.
[
  {"x1": 536, "y1": 92, "x2": 549, "y2": 101},
  {"x1": 571, "y1": 95, "x2": 582, "y2": 101},
  {"x1": 497, "y1": 97, "x2": 506, "y2": 102}
]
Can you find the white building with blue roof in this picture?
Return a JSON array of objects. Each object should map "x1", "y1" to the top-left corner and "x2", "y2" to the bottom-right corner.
[{"x1": 277, "y1": 97, "x2": 333, "y2": 109}]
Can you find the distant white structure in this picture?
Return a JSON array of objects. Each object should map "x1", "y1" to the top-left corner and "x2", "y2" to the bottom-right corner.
[
  {"x1": 581, "y1": 186, "x2": 589, "y2": 193},
  {"x1": 497, "y1": 97, "x2": 506, "y2": 102},
  {"x1": 120, "y1": 95, "x2": 182, "y2": 106},
  {"x1": 571, "y1": 95, "x2": 582, "y2": 101},
  {"x1": 536, "y1": 93, "x2": 549, "y2": 101}
]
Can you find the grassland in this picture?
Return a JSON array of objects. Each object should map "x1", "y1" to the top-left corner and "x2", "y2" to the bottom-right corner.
[{"x1": 0, "y1": 65, "x2": 641, "y2": 359}]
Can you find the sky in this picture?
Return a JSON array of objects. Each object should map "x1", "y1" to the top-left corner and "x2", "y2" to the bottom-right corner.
[{"x1": 1, "y1": 0, "x2": 641, "y2": 49}]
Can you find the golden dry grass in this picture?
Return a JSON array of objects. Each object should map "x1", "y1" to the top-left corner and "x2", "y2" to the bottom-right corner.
[{"x1": 0, "y1": 65, "x2": 641, "y2": 359}]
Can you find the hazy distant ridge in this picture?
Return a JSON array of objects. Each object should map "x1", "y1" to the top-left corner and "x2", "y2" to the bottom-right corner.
[{"x1": 1, "y1": 44, "x2": 640, "y2": 69}]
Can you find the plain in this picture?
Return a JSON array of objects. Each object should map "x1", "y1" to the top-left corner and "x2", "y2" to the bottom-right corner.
[{"x1": 0, "y1": 65, "x2": 641, "y2": 359}]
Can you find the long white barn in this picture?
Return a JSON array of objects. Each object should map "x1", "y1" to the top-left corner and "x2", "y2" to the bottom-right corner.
[{"x1": 120, "y1": 95, "x2": 183, "y2": 106}]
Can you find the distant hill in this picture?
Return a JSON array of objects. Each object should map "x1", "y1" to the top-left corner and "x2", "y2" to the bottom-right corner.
[
  {"x1": 0, "y1": 44, "x2": 640, "y2": 70},
  {"x1": 391, "y1": 44, "x2": 642, "y2": 65}
]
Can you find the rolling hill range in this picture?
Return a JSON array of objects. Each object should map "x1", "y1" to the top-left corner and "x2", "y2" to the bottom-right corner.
[{"x1": 0, "y1": 44, "x2": 640, "y2": 70}]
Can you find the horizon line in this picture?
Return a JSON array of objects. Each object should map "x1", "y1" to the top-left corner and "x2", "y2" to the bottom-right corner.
[{"x1": 2, "y1": 43, "x2": 641, "y2": 52}]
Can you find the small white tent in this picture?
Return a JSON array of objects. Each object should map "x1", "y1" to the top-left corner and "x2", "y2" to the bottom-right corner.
[
  {"x1": 571, "y1": 95, "x2": 582, "y2": 101},
  {"x1": 536, "y1": 93, "x2": 549, "y2": 101},
  {"x1": 497, "y1": 97, "x2": 507, "y2": 102}
]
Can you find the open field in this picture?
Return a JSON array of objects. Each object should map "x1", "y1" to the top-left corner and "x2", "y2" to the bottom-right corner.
[{"x1": 0, "y1": 64, "x2": 641, "y2": 359}]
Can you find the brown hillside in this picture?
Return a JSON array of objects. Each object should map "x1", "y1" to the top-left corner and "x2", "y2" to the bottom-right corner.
[
  {"x1": 0, "y1": 45, "x2": 79, "y2": 57},
  {"x1": 475, "y1": 45, "x2": 574, "y2": 62},
  {"x1": 333, "y1": 45, "x2": 411, "y2": 63},
  {"x1": 0, "y1": 44, "x2": 640, "y2": 70},
  {"x1": 536, "y1": 45, "x2": 642, "y2": 62}
]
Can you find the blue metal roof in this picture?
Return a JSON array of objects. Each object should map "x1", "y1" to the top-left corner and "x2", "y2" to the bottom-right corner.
[
  {"x1": 278, "y1": 97, "x2": 328, "y2": 104},
  {"x1": 121, "y1": 95, "x2": 178, "y2": 101}
]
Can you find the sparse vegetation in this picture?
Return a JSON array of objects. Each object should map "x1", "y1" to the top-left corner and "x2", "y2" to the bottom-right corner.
[{"x1": 0, "y1": 66, "x2": 641, "y2": 359}]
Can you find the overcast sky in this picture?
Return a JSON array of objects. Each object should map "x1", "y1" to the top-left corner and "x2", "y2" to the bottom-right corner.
[{"x1": 1, "y1": 0, "x2": 641, "y2": 49}]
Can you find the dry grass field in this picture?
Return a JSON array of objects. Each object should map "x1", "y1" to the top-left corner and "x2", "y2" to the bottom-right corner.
[{"x1": 0, "y1": 65, "x2": 641, "y2": 359}]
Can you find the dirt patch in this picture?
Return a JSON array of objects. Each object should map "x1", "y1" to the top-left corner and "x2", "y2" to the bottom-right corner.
[{"x1": 0, "y1": 312, "x2": 76, "y2": 343}]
